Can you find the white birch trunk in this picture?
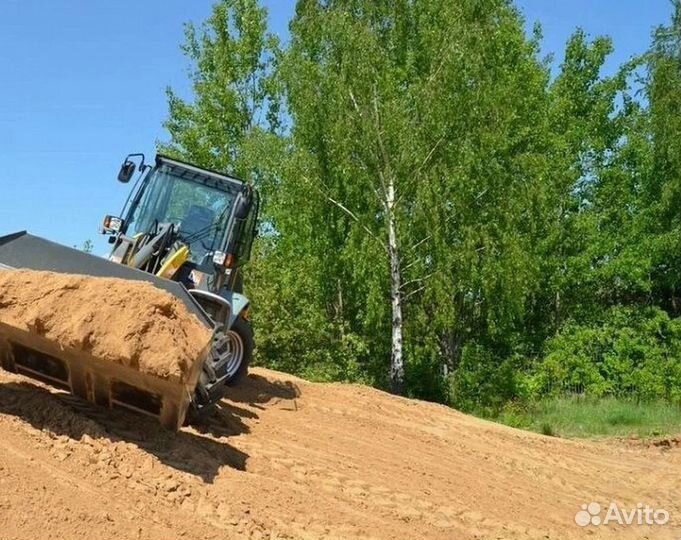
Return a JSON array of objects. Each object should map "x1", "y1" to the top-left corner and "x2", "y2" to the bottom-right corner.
[{"x1": 386, "y1": 175, "x2": 404, "y2": 394}]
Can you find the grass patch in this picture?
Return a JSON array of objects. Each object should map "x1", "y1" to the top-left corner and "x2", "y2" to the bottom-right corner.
[{"x1": 490, "y1": 396, "x2": 681, "y2": 439}]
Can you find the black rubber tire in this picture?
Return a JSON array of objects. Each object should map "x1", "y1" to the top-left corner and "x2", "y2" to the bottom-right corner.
[
  {"x1": 225, "y1": 315, "x2": 253, "y2": 386},
  {"x1": 186, "y1": 315, "x2": 254, "y2": 425}
]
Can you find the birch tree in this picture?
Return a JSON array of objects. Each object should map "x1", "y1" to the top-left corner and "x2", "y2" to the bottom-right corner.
[
  {"x1": 280, "y1": 1, "x2": 413, "y2": 393},
  {"x1": 281, "y1": 0, "x2": 550, "y2": 394},
  {"x1": 161, "y1": 0, "x2": 681, "y2": 409}
]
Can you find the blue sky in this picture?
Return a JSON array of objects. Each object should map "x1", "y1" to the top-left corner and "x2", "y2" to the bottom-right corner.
[{"x1": 0, "y1": 0, "x2": 672, "y2": 254}]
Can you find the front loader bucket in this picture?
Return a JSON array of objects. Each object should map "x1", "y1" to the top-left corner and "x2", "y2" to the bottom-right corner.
[
  {"x1": 0, "y1": 324, "x2": 209, "y2": 430},
  {"x1": 0, "y1": 232, "x2": 212, "y2": 326},
  {"x1": 0, "y1": 231, "x2": 214, "y2": 430}
]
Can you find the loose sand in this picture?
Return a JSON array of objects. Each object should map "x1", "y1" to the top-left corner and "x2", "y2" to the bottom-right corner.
[
  {"x1": 0, "y1": 270, "x2": 212, "y2": 381},
  {"x1": 0, "y1": 366, "x2": 679, "y2": 539}
]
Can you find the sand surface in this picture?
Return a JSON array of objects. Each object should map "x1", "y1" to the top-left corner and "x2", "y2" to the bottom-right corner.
[
  {"x1": 0, "y1": 366, "x2": 679, "y2": 539},
  {"x1": 0, "y1": 270, "x2": 211, "y2": 381}
]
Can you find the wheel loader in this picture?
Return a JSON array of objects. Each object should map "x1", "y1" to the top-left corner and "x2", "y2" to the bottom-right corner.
[{"x1": 0, "y1": 153, "x2": 259, "y2": 428}]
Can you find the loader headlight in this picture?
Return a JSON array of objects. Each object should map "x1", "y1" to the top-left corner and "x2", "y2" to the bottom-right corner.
[
  {"x1": 212, "y1": 251, "x2": 234, "y2": 268},
  {"x1": 101, "y1": 215, "x2": 123, "y2": 234},
  {"x1": 213, "y1": 251, "x2": 226, "y2": 265}
]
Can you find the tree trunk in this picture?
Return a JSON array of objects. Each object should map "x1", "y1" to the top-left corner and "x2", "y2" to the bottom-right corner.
[{"x1": 386, "y1": 176, "x2": 404, "y2": 395}]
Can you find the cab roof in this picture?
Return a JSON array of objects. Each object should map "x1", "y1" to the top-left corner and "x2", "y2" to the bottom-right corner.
[{"x1": 155, "y1": 154, "x2": 245, "y2": 193}]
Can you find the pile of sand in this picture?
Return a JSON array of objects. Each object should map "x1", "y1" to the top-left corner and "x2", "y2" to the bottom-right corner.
[
  {"x1": 0, "y1": 270, "x2": 212, "y2": 381},
  {"x1": 0, "y1": 366, "x2": 680, "y2": 539}
]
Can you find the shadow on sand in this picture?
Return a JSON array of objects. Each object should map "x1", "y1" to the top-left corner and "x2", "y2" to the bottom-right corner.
[{"x1": 0, "y1": 372, "x2": 299, "y2": 483}]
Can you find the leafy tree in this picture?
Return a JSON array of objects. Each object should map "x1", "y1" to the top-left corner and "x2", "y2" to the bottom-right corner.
[
  {"x1": 163, "y1": 0, "x2": 681, "y2": 411},
  {"x1": 279, "y1": 0, "x2": 558, "y2": 395},
  {"x1": 161, "y1": 0, "x2": 282, "y2": 176},
  {"x1": 642, "y1": 2, "x2": 681, "y2": 313},
  {"x1": 509, "y1": 28, "x2": 634, "y2": 342},
  {"x1": 80, "y1": 239, "x2": 94, "y2": 254}
]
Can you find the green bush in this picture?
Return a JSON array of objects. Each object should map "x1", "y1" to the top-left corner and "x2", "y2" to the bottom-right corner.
[
  {"x1": 449, "y1": 344, "x2": 524, "y2": 414},
  {"x1": 528, "y1": 307, "x2": 681, "y2": 402}
]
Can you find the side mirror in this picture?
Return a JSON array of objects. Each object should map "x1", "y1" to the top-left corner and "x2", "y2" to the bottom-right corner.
[
  {"x1": 234, "y1": 187, "x2": 253, "y2": 219},
  {"x1": 117, "y1": 160, "x2": 136, "y2": 183}
]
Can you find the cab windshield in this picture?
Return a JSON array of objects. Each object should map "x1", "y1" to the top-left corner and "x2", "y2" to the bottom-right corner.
[{"x1": 126, "y1": 164, "x2": 235, "y2": 263}]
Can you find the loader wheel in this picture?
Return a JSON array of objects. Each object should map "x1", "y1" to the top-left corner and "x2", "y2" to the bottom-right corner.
[
  {"x1": 223, "y1": 316, "x2": 253, "y2": 386},
  {"x1": 189, "y1": 316, "x2": 254, "y2": 423}
]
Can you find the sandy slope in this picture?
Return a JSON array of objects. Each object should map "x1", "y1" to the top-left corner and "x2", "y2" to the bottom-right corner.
[{"x1": 0, "y1": 367, "x2": 680, "y2": 540}]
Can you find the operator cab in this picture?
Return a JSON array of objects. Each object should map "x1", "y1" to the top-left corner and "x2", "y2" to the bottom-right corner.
[{"x1": 102, "y1": 154, "x2": 259, "y2": 293}]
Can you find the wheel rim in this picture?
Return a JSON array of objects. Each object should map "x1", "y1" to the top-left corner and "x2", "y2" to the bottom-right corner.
[{"x1": 222, "y1": 329, "x2": 244, "y2": 379}]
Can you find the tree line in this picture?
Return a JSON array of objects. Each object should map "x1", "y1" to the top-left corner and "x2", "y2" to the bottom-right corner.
[{"x1": 162, "y1": 0, "x2": 681, "y2": 413}]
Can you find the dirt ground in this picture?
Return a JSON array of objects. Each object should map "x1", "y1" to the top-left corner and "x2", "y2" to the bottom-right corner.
[{"x1": 0, "y1": 367, "x2": 680, "y2": 540}]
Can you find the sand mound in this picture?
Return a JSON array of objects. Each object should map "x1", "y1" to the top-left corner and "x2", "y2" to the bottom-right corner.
[
  {"x1": 0, "y1": 270, "x2": 212, "y2": 381},
  {"x1": 0, "y1": 366, "x2": 680, "y2": 539},
  {"x1": 0, "y1": 274, "x2": 680, "y2": 539}
]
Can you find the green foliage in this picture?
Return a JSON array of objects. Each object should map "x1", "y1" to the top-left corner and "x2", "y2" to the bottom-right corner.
[
  {"x1": 160, "y1": 0, "x2": 282, "y2": 175},
  {"x1": 163, "y1": 1, "x2": 681, "y2": 425},
  {"x1": 449, "y1": 345, "x2": 526, "y2": 414},
  {"x1": 278, "y1": 0, "x2": 557, "y2": 392},
  {"x1": 248, "y1": 233, "x2": 374, "y2": 384},
  {"x1": 530, "y1": 307, "x2": 681, "y2": 402},
  {"x1": 80, "y1": 240, "x2": 94, "y2": 254}
]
